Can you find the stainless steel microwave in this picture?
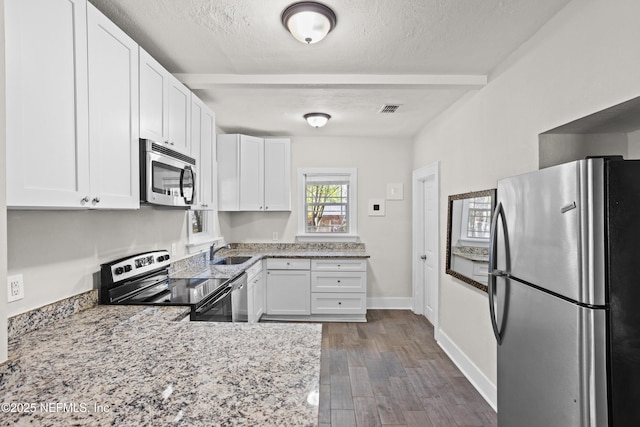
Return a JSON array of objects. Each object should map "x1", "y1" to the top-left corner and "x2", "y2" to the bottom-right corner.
[{"x1": 139, "y1": 139, "x2": 197, "y2": 207}]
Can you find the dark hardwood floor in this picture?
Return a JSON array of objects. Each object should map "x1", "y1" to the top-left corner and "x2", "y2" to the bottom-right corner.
[{"x1": 318, "y1": 310, "x2": 497, "y2": 427}]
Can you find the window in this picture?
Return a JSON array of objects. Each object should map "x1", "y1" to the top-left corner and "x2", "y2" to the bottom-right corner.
[
  {"x1": 187, "y1": 209, "x2": 221, "y2": 252},
  {"x1": 460, "y1": 196, "x2": 492, "y2": 242},
  {"x1": 298, "y1": 168, "x2": 357, "y2": 241}
]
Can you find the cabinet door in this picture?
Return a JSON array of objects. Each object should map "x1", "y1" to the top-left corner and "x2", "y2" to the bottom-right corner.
[
  {"x1": 190, "y1": 96, "x2": 215, "y2": 210},
  {"x1": 248, "y1": 270, "x2": 264, "y2": 323},
  {"x1": 87, "y1": 4, "x2": 139, "y2": 209},
  {"x1": 200, "y1": 105, "x2": 216, "y2": 209},
  {"x1": 239, "y1": 135, "x2": 265, "y2": 210},
  {"x1": 255, "y1": 270, "x2": 265, "y2": 321},
  {"x1": 6, "y1": 0, "x2": 90, "y2": 208},
  {"x1": 190, "y1": 97, "x2": 203, "y2": 207},
  {"x1": 264, "y1": 138, "x2": 291, "y2": 211},
  {"x1": 139, "y1": 48, "x2": 167, "y2": 142},
  {"x1": 266, "y1": 270, "x2": 310, "y2": 315},
  {"x1": 167, "y1": 75, "x2": 191, "y2": 153},
  {"x1": 217, "y1": 134, "x2": 240, "y2": 211}
]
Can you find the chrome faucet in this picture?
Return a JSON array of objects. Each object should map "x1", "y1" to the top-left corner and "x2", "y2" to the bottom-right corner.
[{"x1": 210, "y1": 243, "x2": 230, "y2": 261}]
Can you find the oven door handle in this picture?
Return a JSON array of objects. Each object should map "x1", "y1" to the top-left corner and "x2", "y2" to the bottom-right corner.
[{"x1": 195, "y1": 285, "x2": 232, "y2": 315}]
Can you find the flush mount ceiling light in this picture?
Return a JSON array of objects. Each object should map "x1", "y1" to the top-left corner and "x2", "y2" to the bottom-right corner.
[
  {"x1": 304, "y1": 112, "x2": 331, "y2": 128},
  {"x1": 282, "y1": 2, "x2": 337, "y2": 44}
]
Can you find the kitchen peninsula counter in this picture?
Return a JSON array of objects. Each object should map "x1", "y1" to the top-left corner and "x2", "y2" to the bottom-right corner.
[{"x1": 0, "y1": 304, "x2": 321, "y2": 426}]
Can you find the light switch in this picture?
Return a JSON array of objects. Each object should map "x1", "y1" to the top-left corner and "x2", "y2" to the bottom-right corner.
[{"x1": 386, "y1": 183, "x2": 404, "y2": 200}]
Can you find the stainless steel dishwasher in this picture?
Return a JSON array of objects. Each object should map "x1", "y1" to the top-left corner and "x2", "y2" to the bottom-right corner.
[{"x1": 230, "y1": 272, "x2": 248, "y2": 322}]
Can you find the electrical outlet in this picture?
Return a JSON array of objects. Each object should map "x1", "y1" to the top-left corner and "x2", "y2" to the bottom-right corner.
[
  {"x1": 7, "y1": 274, "x2": 24, "y2": 302},
  {"x1": 272, "y1": 232, "x2": 278, "y2": 241},
  {"x1": 171, "y1": 243, "x2": 177, "y2": 256}
]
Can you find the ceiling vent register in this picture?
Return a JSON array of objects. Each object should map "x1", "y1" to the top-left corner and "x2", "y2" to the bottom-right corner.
[{"x1": 379, "y1": 104, "x2": 400, "y2": 113}]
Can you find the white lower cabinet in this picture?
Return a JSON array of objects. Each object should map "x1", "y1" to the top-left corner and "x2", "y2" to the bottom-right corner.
[
  {"x1": 263, "y1": 258, "x2": 368, "y2": 321},
  {"x1": 266, "y1": 271, "x2": 311, "y2": 315},
  {"x1": 311, "y1": 293, "x2": 367, "y2": 315},
  {"x1": 311, "y1": 259, "x2": 367, "y2": 319},
  {"x1": 246, "y1": 261, "x2": 264, "y2": 323},
  {"x1": 450, "y1": 255, "x2": 489, "y2": 286}
]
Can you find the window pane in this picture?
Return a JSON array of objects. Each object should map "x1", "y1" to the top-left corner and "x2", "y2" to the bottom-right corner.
[
  {"x1": 466, "y1": 196, "x2": 491, "y2": 239},
  {"x1": 191, "y1": 210, "x2": 206, "y2": 234},
  {"x1": 305, "y1": 183, "x2": 348, "y2": 233}
]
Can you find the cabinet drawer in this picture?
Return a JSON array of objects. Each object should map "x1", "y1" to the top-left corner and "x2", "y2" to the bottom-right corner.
[
  {"x1": 266, "y1": 258, "x2": 310, "y2": 270},
  {"x1": 311, "y1": 271, "x2": 366, "y2": 293},
  {"x1": 311, "y1": 259, "x2": 366, "y2": 272},
  {"x1": 473, "y1": 262, "x2": 489, "y2": 275},
  {"x1": 311, "y1": 293, "x2": 366, "y2": 314},
  {"x1": 246, "y1": 260, "x2": 263, "y2": 280}
]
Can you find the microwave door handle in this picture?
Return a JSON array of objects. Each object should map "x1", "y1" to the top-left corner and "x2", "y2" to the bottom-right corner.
[
  {"x1": 190, "y1": 168, "x2": 196, "y2": 205},
  {"x1": 180, "y1": 166, "x2": 195, "y2": 205}
]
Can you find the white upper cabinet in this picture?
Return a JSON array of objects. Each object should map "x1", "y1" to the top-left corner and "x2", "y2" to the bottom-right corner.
[
  {"x1": 217, "y1": 134, "x2": 291, "y2": 211},
  {"x1": 190, "y1": 95, "x2": 216, "y2": 210},
  {"x1": 6, "y1": 0, "x2": 139, "y2": 209},
  {"x1": 87, "y1": 3, "x2": 139, "y2": 209},
  {"x1": 139, "y1": 48, "x2": 190, "y2": 153},
  {"x1": 6, "y1": 0, "x2": 90, "y2": 208},
  {"x1": 139, "y1": 49, "x2": 165, "y2": 143},
  {"x1": 168, "y1": 75, "x2": 191, "y2": 153},
  {"x1": 239, "y1": 135, "x2": 265, "y2": 211},
  {"x1": 264, "y1": 138, "x2": 292, "y2": 211}
]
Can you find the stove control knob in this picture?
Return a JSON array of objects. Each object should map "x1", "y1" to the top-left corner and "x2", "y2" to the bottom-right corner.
[
  {"x1": 157, "y1": 256, "x2": 164, "y2": 262},
  {"x1": 163, "y1": 255, "x2": 170, "y2": 261},
  {"x1": 124, "y1": 265, "x2": 132, "y2": 273},
  {"x1": 115, "y1": 267, "x2": 124, "y2": 275}
]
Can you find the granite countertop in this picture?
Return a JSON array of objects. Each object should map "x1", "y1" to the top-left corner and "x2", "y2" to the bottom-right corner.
[
  {"x1": 451, "y1": 245, "x2": 489, "y2": 263},
  {"x1": 0, "y1": 305, "x2": 322, "y2": 426},
  {"x1": 172, "y1": 244, "x2": 370, "y2": 280}
]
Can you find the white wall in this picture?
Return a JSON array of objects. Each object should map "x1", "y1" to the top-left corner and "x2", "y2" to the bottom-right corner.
[
  {"x1": 539, "y1": 132, "x2": 629, "y2": 168},
  {"x1": 1, "y1": 0, "x2": 8, "y2": 362},
  {"x1": 221, "y1": 136, "x2": 414, "y2": 302},
  {"x1": 6, "y1": 207, "x2": 189, "y2": 317},
  {"x1": 412, "y1": 0, "x2": 640, "y2": 398}
]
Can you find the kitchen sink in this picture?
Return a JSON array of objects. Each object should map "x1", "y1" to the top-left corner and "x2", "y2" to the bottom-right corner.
[{"x1": 213, "y1": 256, "x2": 252, "y2": 265}]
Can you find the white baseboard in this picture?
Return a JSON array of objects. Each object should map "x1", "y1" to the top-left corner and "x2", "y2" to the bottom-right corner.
[
  {"x1": 437, "y1": 330, "x2": 497, "y2": 411},
  {"x1": 367, "y1": 297, "x2": 413, "y2": 309}
]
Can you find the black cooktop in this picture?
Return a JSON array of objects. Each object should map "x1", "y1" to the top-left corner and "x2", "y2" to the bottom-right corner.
[
  {"x1": 99, "y1": 250, "x2": 228, "y2": 307},
  {"x1": 121, "y1": 276, "x2": 229, "y2": 305}
]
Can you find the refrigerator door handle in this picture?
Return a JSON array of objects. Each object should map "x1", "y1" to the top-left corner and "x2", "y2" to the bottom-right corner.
[{"x1": 488, "y1": 201, "x2": 510, "y2": 345}]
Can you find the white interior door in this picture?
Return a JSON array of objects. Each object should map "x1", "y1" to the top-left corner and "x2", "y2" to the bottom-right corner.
[
  {"x1": 422, "y1": 176, "x2": 437, "y2": 320},
  {"x1": 412, "y1": 162, "x2": 439, "y2": 331}
]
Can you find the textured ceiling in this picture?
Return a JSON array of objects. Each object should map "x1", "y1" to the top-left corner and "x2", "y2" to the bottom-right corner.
[{"x1": 89, "y1": 0, "x2": 573, "y2": 138}]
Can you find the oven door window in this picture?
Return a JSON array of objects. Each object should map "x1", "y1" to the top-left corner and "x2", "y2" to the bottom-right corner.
[
  {"x1": 152, "y1": 161, "x2": 183, "y2": 198},
  {"x1": 192, "y1": 285, "x2": 233, "y2": 322}
]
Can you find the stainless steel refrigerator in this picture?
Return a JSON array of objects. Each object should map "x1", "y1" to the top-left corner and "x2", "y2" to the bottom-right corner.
[{"x1": 488, "y1": 157, "x2": 640, "y2": 426}]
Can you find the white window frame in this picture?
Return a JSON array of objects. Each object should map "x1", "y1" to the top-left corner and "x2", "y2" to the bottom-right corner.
[
  {"x1": 459, "y1": 198, "x2": 491, "y2": 247},
  {"x1": 297, "y1": 168, "x2": 358, "y2": 242}
]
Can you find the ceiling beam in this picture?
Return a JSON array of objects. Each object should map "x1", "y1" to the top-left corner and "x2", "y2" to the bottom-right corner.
[{"x1": 174, "y1": 73, "x2": 487, "y2": 90}]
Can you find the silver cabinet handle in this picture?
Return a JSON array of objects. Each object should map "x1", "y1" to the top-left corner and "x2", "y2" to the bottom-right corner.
[
  {"x1": 81, "y1": 196, "x2": 90, "y2": 205},
  {"x1": 420, "y1": 255, "x2": 427, "y2": 260},
  {"x1": 92, "y1": 197, "x2": 101, "y2": 204}
]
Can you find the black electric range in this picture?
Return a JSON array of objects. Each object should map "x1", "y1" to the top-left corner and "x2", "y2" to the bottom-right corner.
[{"x1": 99, "y1": 250, "x2": 246, "y2": 322}]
